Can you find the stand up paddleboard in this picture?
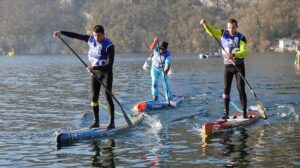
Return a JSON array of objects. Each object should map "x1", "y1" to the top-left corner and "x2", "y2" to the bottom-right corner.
[
  {"x1": 202, "y1": 106, "x2": 261, "y2": 139},
  {"x1": 56, "y1": 113, "x2": 144, "y2": 145},
  {"x1": 134, "y1": 96, "x2": 184, "y2": 112}
]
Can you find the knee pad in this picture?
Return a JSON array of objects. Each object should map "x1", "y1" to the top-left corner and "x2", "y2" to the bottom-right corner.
[
  {"x1": 91, "y1": 95, "x2": 99, "y2": 106},
  {"x1": 91, "y1": 101, "x2": 99, "y2": 107},
  {"x1": 223, "y1": 93, "x2": 230, "y2": 100}
]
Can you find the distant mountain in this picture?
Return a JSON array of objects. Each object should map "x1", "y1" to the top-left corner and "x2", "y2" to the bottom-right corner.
[{"x1": 0, "y1": 0, "x2": 299, "y2": 54}]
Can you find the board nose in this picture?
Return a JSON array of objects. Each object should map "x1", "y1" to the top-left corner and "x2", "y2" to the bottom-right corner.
[{"x1": 134, "y1": 101, "x2": 147, "y2": 113}]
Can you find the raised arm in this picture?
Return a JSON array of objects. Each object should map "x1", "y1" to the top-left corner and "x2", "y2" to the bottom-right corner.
[
  {"x1": 149, "y1": 37, "x2": 159, "y2": 51},
  {"x1": 200, "y1": 19, "x2": 223, "y2": 39},
  {"x1": 53, "y1": 31, "x2": 90, "y2": 42}
]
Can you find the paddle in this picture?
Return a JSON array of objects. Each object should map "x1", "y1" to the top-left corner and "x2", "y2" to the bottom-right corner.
[
  {"x1": 204, "y1": 24, "x2": 267, "y2": 119},
  {"x1": 57, "y1": 35, "x2": 134, "y2": 126},
  {"x1": 98, "y1": 101, "x2": 123, "y2": 116}
]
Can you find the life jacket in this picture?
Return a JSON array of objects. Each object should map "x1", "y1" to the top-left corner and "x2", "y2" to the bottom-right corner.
[
  {"x1": 88, "y1": 36, "x2": 113, "y2": 66},
  {"x1": 151, "y1": 45, "x2": 170, "y2": 68},
  {"x1": 221, "y1": 30, "x2": 244, "y2": 64}
]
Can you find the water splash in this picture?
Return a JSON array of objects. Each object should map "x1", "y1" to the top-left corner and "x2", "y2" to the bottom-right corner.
[
  {"x1": 275, "y1": 104, "x2": 299, "y2": 122},
  {"x1": 191, "y1": 123, "x2": 203, "y2": 136},
  {"x1": 143, "y1": 114, "x2": 162, "y2": 133},
  {"x1": 190, "y1": 93, "x2": 207, "y2": 100}
]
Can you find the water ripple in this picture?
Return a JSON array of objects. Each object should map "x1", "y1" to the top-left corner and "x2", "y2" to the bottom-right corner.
[{"x1": 0, "y1": 54, "x2": 299, "y2": 167}]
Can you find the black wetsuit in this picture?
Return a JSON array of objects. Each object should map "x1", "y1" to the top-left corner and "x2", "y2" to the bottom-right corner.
[
  {"x1": 61, "y1": 31, "x2": 115, "y2": 128},
  {"x1": 223, "y1": 63, "x2": 247, "y2": 117},
  {"x1": 220, "y1": 29, "x2": 247, "y2": 118}
]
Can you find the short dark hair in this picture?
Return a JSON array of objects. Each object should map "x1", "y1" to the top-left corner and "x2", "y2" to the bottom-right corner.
[
  {"x1": 159, "y1": 41, "x2": 168, "y2": 49},
  {"x1": 93, "y1": 25, "x2": 104, "y2": 34},
  {"x1": 228, "y1": 19, "x2": 238, "y2": 27}
]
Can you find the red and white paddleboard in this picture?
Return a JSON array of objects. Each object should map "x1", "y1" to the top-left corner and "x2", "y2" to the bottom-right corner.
[{"x1": 202, "y1": 106, "x2": 260, "y2": 137}]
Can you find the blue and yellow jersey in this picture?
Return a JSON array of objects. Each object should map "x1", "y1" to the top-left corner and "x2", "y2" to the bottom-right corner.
[{"x1": 203, "y1": 23, "x2": 247, "y2": 64}]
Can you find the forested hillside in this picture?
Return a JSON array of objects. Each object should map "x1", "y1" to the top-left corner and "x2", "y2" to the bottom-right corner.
[{"x1": 0, "y1": 0, "x2": 299, "y2": 54}]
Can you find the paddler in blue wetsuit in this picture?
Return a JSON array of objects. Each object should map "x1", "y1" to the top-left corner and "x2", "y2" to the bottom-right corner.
[
  {"x1": 149, "y1": 38, "x2": 175, "y2": 106},
  {"x1": 53, "y1": 25, "x2": 115, "y2": 129},
  {"x1": 200, "y1": 19, "x2": 248, "y2": 120}
]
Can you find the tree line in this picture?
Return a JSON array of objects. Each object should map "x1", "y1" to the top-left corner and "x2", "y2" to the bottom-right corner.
[{"x1": 0, "y1": 0, "x2": 299, "y2": 55}]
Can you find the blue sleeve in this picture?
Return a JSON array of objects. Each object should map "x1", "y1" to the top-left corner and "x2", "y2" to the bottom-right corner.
[
  {"x1": 164, "y1": 56, "x2": 171, "y2": 71},
  {"x1": 154, "y1": 45, "x2": 159, "y2": 52}
]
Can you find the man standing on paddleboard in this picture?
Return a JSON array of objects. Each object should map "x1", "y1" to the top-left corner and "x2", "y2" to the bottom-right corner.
[
  {"x1": 53, "y1": 25, "x2": 115, "y2": 129},
  {"x1": 149, "y1": 38, "x2": 175, "y2": 106},
  {"x1": 200, "y1": 19, "x2": 248, "y2": 120}
]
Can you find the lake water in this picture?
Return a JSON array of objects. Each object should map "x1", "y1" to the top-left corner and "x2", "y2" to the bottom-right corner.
[{"x1": 0, "y1": 53, "x2": 299, "y2": 167}]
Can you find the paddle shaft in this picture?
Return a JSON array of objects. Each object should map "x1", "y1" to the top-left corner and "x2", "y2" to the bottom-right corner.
[
  {"x1": 99, "y1": 102, "x2": 123, "y2": 116},
  {"x1": 57, "y1": 35, "x2": 133, "y2": 127}
]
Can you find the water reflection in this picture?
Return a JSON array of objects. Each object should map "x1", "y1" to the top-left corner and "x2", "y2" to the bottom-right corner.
[
  {"x1": 90, "y1": 139, "x2": 115, "y2": 168},
  {"x1": 294, "y1": 64, "x2": 300, "y2": 75},
  {"x1": 221, "y1": 129, "x2": 249, "y2": 167},
  {"x1": 202, "y1": 129, "x2": 249, "y2": 166},
  {"x1": 143, "y1": 119, "x2": 168, "y2": 168}
]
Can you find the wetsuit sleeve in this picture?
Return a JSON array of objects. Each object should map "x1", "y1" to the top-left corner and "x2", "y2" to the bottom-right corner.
[
  {"x1": 61, "y1": 31, "x2": 90, "y2": 42},
  {"x1": 164, "y1": 56, "x2": 171, "y2": 72},
  {"x1": 149, "y1": 41, "x2": 158, "y2": 51},
  {"x1": 203, "y1": 23, "x2": 222, "y2": 39},
  {"x1": 234, "y1": 36, "x2": 247, "y2": 58},
  {"x1": 151, "y1": 45, "x2": 159, "y2": 56},
  {"x1": 92, "y1": 45, "x2": 114, "y2": 72}
]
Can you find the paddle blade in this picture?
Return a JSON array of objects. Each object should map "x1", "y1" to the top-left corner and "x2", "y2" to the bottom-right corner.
[
  {"x1": 143, "y1": 60, "x2": 150, "y2": 70},
  {"x1": 256, "y1": 100, "x2": 267, "y2": 119}
]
